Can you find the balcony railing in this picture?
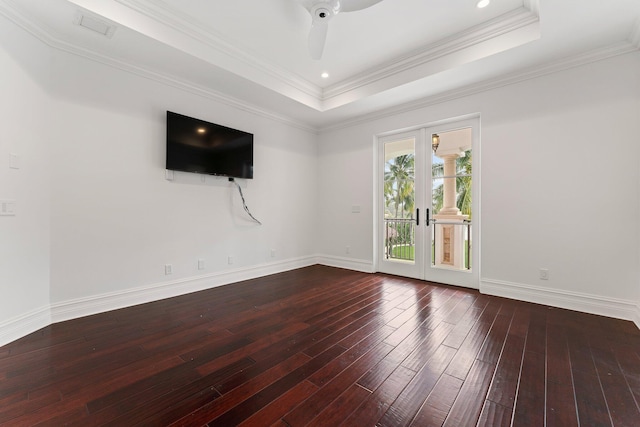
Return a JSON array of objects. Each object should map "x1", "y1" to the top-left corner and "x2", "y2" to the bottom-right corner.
[
  {"x1": 384, "y1": 217, "x2": 472, "y2": 270},
  {"x1": 384, "y1": 218, "x2": 415, "y2": 261}
]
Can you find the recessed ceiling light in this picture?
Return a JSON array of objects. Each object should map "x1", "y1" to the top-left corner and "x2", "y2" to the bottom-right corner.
[
  {"x1": 197, "y1": 128, "x2": 206, "y2": 134},
  {"x1": 477, "y1": 0, "x2": 490, "y2": 8},
  {"x1": 321, "y1": 72, "x2": 330, "y2": 79}
]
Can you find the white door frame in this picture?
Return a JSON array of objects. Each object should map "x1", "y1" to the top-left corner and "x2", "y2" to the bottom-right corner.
[{"x1": 373, "y1": 115, "x2": 480, "y2": 289}]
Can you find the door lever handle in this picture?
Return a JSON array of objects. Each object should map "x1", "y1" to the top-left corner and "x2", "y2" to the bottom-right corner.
[
  {"x1": 426, "y1": 208, "x2": 430, "y2": 226},
  {"x1": 416, "y1": 208, "x2": 419, "y2": 226}
]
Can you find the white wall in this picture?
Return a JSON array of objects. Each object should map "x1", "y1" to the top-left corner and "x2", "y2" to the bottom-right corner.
[
  {"x1": 0, "y1": 14, "x2": 52, "y2": 342},
  {"x1": 0, "y1": 13, "x2": 318, "y2": 343},
  {"x1": 47, "y1": 49, "x2": 318, "y2": 309},
  {"x1": 318, "y1": 52, "x2": 640, "y2": 322},
  {"x1": 2, "y1": 8, "x2": 640, "y2": 347}
]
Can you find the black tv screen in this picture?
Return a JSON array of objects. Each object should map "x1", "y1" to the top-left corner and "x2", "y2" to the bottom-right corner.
[{"x1": 166, "y1": 111, "x2": 253, "y2": 179}]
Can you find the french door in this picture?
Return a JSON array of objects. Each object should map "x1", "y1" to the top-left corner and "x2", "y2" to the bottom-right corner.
[{"x1": 376, "y1": 118, "x2": 479, "y2": 289}]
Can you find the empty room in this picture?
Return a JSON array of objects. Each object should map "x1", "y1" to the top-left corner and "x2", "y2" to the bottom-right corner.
[{"x1": 1, "y1": 0, "x2": 639, "y2": 425}]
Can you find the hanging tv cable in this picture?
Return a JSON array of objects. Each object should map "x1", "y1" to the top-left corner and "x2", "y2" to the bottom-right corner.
[{"x1": 230, "y1": 178, "x2": 262, "y2": 225}]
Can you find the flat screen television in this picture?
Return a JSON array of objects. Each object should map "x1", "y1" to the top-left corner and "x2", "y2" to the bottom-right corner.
[{"x1": 166, "y1": 111, "x2": 253, "y2": 179}]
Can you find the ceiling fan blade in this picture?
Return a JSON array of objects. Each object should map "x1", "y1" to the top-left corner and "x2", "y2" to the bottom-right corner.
[
  {"x1": 296, "y1": 0, "x2": 316, "y2": 12},
  {"x1": 340, "y1": 0, "x2": 384, "y2": 12},
  {"x1": 308, "y1": 21, "x2": 328, "y2": 60}
]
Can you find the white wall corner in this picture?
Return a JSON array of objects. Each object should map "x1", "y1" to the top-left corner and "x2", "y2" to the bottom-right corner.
[
  {"x1": 523, "y1": 0, "x2": 540, "y2": 15},
  {"x1": 630, "y1": 19, "x2": 640, "y2": 48},
  {"x1": 481, "y1": 278, "x2": 640, "y2": 327},
  {"x1": 50, "y1": 256, "x2": 318, "y2": 324},
  {"x1": 0, "y1": 306, "x2": 51, "y2": 348},
  {"x1": 315, "y1": 255, "x2": 375, "y2": 274}
]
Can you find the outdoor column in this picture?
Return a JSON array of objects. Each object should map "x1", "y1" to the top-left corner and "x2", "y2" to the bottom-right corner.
[
  {"x1": 433, "y1": 151, "x2": 468, "y2": 270},
  {"x1": 439, "y1": 154, "x2": 461, "y2": 215}
]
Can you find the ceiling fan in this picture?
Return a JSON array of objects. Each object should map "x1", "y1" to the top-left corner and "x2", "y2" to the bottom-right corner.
[{"x1": 296, "y1": 0, "x2": 385, "y2": 60}]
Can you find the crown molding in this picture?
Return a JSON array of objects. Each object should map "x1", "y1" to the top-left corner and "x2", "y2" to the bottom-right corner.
[
  {"x1": 64, "y1": 0, "x2": 325, "y2": 110},
  {"x1": 2, "y1": 0, "x2": 635, "y2": 135},
  {"x1": 323, "y1": 7, "x2": 540, "y2": 101},
  {"x1": 323, "y1": 40, "x2": 638, "y2": 132},
  {"x1": 114, "y1": 0, "x2": 322, "y2": 99},
  {"x1": 68, "y1": 0, "x2": 543, "y2": 112},
  {"x1": 0, "y1": 0, "x2": 59, "y2": 49},
  {"x1": 0, "y1": 0, "x2": 319, "y2": 134}
]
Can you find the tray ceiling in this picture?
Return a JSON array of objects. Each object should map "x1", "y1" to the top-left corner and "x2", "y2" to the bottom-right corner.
[{"x1": 1, "y1": 0, "x2": 639, "y2": 129}]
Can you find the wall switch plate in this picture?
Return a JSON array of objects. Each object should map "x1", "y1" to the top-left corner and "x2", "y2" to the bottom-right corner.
[
  {"x1": 198, "y1": 259, "x2": 205, "y2": 270},
  {"x1": 351, "y1": 205, "x2": 361, "y2": 213},
  {"x1": 9, "y1": 154, "x2": 19, "y2": 169},
  {"x1": 0, "y1": 200, "x2": 16, "y2": 216},
  {"x1": 539, "y1": 268, "x2": 549, "y2": 280},
  {"x1": 165, "y1": 170, "x2": 174, "y2": 181},
  {"x1": 165, "y1": 264, "x2": 172, "y2": 275}
]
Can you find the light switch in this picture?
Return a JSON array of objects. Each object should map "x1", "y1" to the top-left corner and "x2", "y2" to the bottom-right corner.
[
  {"x1": 9, "y1": 154, "x2": 19, "y2": 169},
  {"x1": 0, "y1": 200, "x2": 16, "y2": 216}
]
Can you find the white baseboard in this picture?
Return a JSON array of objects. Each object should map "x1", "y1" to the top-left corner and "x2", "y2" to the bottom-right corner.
[
  {"x1": 633, "y1": 304, "x2": 640, "y2": 330},
  {"x1": 4, "y1": 263, "x2": 637, "y2": 348},
  {"x1": 481, "y1": 278, "x2": 639, "y2": 325},
  {"x1": 315, "y1": 255, "x2": 375, "y2": 273},
  {"x1": 50, "y1": 256, "x2": 317, "y2": 324},
  {"x1": 0, "y1": 306, "x2": 51, "y2": 348}
]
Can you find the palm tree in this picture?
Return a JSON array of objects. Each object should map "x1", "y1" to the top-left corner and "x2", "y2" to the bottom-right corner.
[
  {"x1": 384, "y1": 154, "x2": 415, "y2": 219},
  {"x1": 384, "y1": 154, "x2": 415, "y2": 258},
  {"x1": 432, "y1": 150, "x2": 472, "y2": 218}
]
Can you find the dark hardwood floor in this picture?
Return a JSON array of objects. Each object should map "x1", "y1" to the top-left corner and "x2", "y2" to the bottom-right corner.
[{"x1": 1, "y1": 265, "x2": 639, "y2": 426}]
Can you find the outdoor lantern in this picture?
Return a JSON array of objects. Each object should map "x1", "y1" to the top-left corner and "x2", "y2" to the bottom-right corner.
[{"x1": 432, "y1": 134, "x2": 440, "y2": 153}]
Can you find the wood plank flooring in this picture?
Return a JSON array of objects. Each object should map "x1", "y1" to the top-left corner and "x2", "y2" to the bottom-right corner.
[{"x1": 1, "y1": 265, "x2": 639, "y2": 426}]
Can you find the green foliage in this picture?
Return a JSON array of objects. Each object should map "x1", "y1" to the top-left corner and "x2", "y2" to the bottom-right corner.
[{"x1": 384, "y1": 154, "x2": 415, "y2": 219}]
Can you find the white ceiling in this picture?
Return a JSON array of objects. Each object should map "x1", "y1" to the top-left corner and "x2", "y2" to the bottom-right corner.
[{"x1": 2, "y1": 0, "x2": 639, "y2": 130}]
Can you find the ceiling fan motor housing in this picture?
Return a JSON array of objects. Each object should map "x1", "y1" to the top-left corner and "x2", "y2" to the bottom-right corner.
[
  {"x1": 311, "y1": 1, "x2": 340, "y2": 22},
  {"x1": 316, "y1": 8, "x2": 330, "y2": 19}
]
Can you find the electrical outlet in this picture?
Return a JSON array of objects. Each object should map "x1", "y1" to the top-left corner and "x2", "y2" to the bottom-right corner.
[
  {"x1": 270, "y1": 249, "x2": 276, "y2": 258},
  {"x1": 198, "y1": 259, "x2": 205, "y2": 270},
  {"x1": 9, "y1": 154, "x2": 20, "y2": 169},
  {"x1": 228, "y1": 255, "x2": 234, "y2": 265},
  {"x1": 539, "y1": 268, "x2": 549, "y2": 280},
  {"x1": 165, "y1": 264, "x2": 173, "y2": 275},
  {"x1": 346, "y1": 246, "x2": 351, "y2": 254}
]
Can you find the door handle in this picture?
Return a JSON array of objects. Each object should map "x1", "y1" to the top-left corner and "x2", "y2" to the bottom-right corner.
[
  {"x1": 426, "y1": 208, "x2": 430, "y2": 226},
  {"x1": 416, "y1": 208, "x2": 419, "y2": 226}
]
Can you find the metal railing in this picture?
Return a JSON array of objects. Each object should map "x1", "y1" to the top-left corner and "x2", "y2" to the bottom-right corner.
[
  {"x1": 384, "y1": 218, "x2": 415, "y2": 261},
  {"x1": 384, "y1": 217, "x2": 472, "y2": 270}
]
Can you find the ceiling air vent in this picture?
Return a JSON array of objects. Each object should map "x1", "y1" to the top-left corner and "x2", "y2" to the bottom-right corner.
[{"x1": 73, "y1": 12, "x2": 117, "y2": 38}]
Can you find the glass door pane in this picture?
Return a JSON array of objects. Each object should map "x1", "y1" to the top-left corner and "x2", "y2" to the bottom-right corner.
[
  {"x1": 430, "y1": 128, "x2": 472, "y2": 272},
  {"x1": 384, "y1": 138, "x2": 416, "y2": 264},
  {"x1": 377, "y1": 130, "x2": 425, "y2": 280}
]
